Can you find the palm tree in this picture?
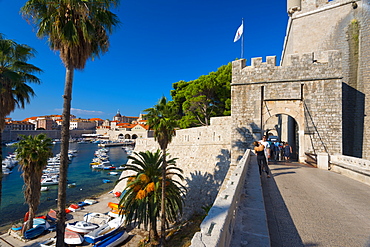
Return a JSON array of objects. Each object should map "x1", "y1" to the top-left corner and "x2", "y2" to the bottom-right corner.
[
  {"x1": 14, "y1": 134, "x2": 53, "y2": 233},
  {"x1": 144, "y1": 96, "x2": 178, "y2": 246},
  {"x1": 21, "y1": 1, "x2": 120, "y2": 244},
  {"x1": 118, "y1": 150, "x2": 185, "y2": 246},
  {"x1": 0, "y1": 33, "x2": 42, "y2": 205}
]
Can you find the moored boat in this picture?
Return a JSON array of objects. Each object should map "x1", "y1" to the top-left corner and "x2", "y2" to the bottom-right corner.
[
  {"x1": 84, "y1": 217, "x2": 124, "y2": 244},
  {"x1": 84, "y1": 212, "x2": 111, "y2": 225},
  {"x1": 84, "y1": 199, "x2": 98, "y2": 205},
  {"x1": 65, "y1": 230, "x2": 84, "y2": 245},
  {"x1": 47, "y1": 209, "x2": 57, "y2": 221},
  {"x1": 66, "y1": 221, "x2": 99, "y2": 234},
  {"x1": 68, "y1": 204, "x2": 81, "y2": 212},
  {"x1": 93, "y1": 230, "x2": 129, "y2": 247},
  {"x1": 41, "y1": 175, "x2": 59, "y2": 185},
  {"x1": 41, "y1": 186, "x2": 49, "y2": 192},
  {"x1": 23, "y1": 224, "x2": 45, "y2": 239}
]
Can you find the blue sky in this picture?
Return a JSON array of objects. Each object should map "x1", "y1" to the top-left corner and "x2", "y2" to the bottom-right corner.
[{"x1": 1, "y1": 0, "x2": 288, "y2": 121}]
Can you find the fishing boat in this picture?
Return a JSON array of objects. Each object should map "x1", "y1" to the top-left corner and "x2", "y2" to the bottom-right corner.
[
  {"x1": 84, "y1": 212, "x2": 111, "y2": 225},
  {"x1": 47, "y1": 209, "x2": 57, "y2": 221},
  {"x1": 41, "y1": 175, "x2": 59, "y2": 185},
  {"x1": 68, "y1": 204, "x2": 81, "y2": 212},
  {"x1": 84, "y1": 217, "x2": 124, "y2": 244},
  {"x1": 41, "y1": 186, "x2": 49, "y2": 192},
  {"x1": 78, "y1": 201, "x2": 89, "y2": 207},
  {"x1": 65, "y1": 230, "x2": 84, "y2": 245},
  {"x1": 84, "y1": 199, "x2": 98, "y2": 205},
  {"x1": 66, "y1": 221, "x2": 99, "y2": 234},
  {"x1": 93, "y1": 230, "x2": 129, "y2": 247},
  {"x1": 23, "y1": 224, "x2": 45, "y2": 239}
]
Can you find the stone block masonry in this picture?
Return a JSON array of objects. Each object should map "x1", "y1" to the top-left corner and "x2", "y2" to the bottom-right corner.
[
  {"x1": 231, "y1": 51, "x2": 343, "y2": 164},
  {"x1": 118, "y1": 116, "x2": 232, "y2": 219}
]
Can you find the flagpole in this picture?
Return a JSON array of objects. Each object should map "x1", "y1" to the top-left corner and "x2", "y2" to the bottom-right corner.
[{"x1": 241, "y1": 18, "x2": 244, "y2": 59}]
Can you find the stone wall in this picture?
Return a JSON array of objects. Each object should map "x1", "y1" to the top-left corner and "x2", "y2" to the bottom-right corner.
[
  {"x1": 115, "y1": 116, "x2": 232, "y2": 219},
  {"x1": 2, "y1": 130, "x2": 61, "y2": 141},
  {"x1": 231, "y1": 51, "x2": 342, "y2": 164},
  {"x1": 283, "y1": 0, "x2": 370, "y2": 159}
]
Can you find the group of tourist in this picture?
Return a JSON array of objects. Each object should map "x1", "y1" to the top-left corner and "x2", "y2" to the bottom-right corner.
[{"x1": 253, "y1": 135, "x2": 293, "y2": 178}]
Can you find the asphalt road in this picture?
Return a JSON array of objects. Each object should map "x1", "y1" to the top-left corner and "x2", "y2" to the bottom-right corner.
[{"x1": 262, "y1": 161, "x2": 370, "y2": 247}]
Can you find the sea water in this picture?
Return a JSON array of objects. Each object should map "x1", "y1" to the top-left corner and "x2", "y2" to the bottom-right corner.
[{"x1": 0, "y1": 142, "x2": 128, "y2": 227}]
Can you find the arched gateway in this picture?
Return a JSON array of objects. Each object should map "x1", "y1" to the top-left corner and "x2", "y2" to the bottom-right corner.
[
  {"x1": 230, "y1": 0, "x2": 370, "y2": 165},
  {"x1": 231, "y1": 53, "x2": 342, "y2": 164}
]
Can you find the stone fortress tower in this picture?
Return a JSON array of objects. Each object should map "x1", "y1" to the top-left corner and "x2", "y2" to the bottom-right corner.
[{"x1": 231, "y1": 0, "x2": 370, "y2": 163}]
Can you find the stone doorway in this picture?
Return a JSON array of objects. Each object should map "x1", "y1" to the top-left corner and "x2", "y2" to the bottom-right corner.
[{"x1": 264, "y1": 114, "x2": 299, "y2": 161}]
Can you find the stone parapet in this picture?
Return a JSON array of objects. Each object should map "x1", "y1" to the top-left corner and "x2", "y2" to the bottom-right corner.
[{"x1": 190, "y1": 150, "x2": 270, "y2": 247}]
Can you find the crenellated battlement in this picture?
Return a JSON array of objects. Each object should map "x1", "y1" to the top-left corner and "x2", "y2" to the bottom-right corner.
[
  {"x1": 288, "y1": 0, "x2": 357, "y2": 15},
  {"x1": 232, "y1": 50, "x2": 342, "y2": 85}
]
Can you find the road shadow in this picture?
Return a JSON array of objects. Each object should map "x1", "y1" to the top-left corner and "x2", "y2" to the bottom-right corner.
[{"x1": 261, "y1": 170, "x2": 305, "y2": 247}]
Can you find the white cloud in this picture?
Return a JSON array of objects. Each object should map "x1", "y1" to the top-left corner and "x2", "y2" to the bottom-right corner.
[{"x1": 55, "y1": 108, "x2": 105, "y2": 116}]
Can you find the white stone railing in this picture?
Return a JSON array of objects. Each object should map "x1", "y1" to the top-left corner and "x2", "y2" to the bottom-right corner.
[
  {"x1": 328, "y1": 154, "x2": 370, "y2": 186},
  {"x1": 330, "y1": 154, "x2": 370, "y2": 170},
  {"x1": 190, "y1": 149, "x2": 251, "y2": 247}
]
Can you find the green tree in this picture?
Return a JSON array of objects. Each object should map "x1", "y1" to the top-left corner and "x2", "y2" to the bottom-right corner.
[
  {"x1": 170, "y1": 63, "x2": 231, "y2": 128},
  {"x1": 0, "y1": 33, "x2": 42, "y2": 205},
  {"x1": 15, "y1": 134, "x2": 53, "y2": 233},
  {"x1": 21, "y1": 1, "x2": 120, "y2": 245},
  {"x1": 119, "y1": 150, "x2": 185, "y2": 246},
  {"x1": 144, "y1": 96, "x2": 178, "y2": 246}
]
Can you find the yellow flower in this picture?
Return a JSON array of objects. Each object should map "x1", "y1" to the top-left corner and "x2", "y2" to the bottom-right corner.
[
  {"x1": 135, "y1": 189, "x2": 147, "y2": 200},
  {"x1": 145, "y1": 182, "x2": 155, "y2": 193}
]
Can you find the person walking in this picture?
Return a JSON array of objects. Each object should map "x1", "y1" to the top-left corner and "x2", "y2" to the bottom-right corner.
[
  {"x1": 253, "y1": 141, "x2": 271, "y2": 178},
  {"x1": 259, "y1": 135, "x2": 270, "y2": 163},
  {"x1": 283, "y1": 142, "x2": 293, "y2": 161}
]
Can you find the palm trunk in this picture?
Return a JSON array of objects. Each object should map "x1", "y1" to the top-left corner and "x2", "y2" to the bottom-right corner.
[
  {"x1": 150, "y1": 218, "x2": 159, "y2": 246},
  {"x1": 56, "y1": 67, "x2": 74, "y2": 247},
  {"x1": 160, "y1": 148, "x2": 167, "y2": 246}
]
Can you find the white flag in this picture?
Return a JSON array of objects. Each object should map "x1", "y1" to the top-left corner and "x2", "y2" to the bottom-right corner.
[{"x1": 233, "y1": 22, "x2": 243, "y2": 42}]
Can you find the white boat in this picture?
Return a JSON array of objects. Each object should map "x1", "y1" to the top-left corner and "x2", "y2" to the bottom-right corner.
[
  {"x1": 84, "y1": 212, "x2": 111, "y2": 225},
  {"x1": 41, "y1": 186, "x2": 49, "y2": 192},
  {"x1": 84, "y1": 217, "x2": 124, "y2": 244},
  {"x1": 108, "y1": 172, "x2": 119, "y2": 176},
  {"x1": 84, "y1": 199, "x2": 98, "y2": 205},
  {"x1": 66, "y1": 221, "x2": 99, "y2": 234},
  {"x1": 65, "y1": 230, "x2": 84, "y2": 245},
  {"x1": 2, "y1": 167, "x2": 12, "y2": 175},
  {"x1": 41, "y1": 176, "x2": 59, "y2": 185}
]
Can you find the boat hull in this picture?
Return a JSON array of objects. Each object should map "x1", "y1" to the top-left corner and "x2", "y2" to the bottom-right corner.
[
  {"x1": 24, "y1": 224, "x2": 45, "y2": 239},
  {"x1": 94, "y1": 230, "x2": 129, "y2": 247},
  {"x1": 65, "y1": 230, "x2": 84, "y2": 245}
]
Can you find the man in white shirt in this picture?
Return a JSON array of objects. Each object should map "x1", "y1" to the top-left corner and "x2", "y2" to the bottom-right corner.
[{"x1": 259, "y1": 135, "x2": 270, "y2": 163}]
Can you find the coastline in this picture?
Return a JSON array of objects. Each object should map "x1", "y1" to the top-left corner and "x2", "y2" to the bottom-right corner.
[
  {"x1": 0, "y1": 188, "x2": 114, "y2": 234},
  {"x1": 0, "y1": 188, "x2": 147, "y2": 247}
]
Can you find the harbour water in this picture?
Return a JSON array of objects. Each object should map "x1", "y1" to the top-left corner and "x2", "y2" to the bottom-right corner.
[{"x1": 0, "y1": 142, "x2": 128, "y2": 228}]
